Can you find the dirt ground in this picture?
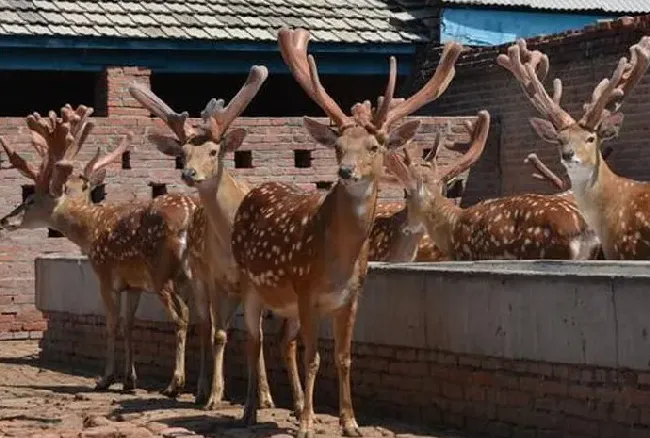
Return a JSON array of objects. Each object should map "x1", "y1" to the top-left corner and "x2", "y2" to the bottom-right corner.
[{"x1": 0, "y1": 341, "x2": 466, "y2": 438}]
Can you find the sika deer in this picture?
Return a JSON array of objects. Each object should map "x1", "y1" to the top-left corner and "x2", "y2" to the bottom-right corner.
[
  {"x1": 498, "y1": 37, "x2": 650, "y2": 259},
  {"x1": 0, "y1": 105, "x2": 199, "y2": 396},
  {"x1": 230, "y1": 28, "x2": 462, "y2": 437},
  {"x1": 385, "y1": 110, "x2": 602, "y2": 260},
  {"x1": 128, "y1": 66, "x2": 275, "y2": 409}
]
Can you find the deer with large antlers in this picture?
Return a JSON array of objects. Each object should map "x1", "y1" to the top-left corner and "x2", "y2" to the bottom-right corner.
[
  {"x1": 128, "y1": 66, "x2": 277, "y2": 409},
  {"x1": 0, "y1": 105, "x2": 201, "y2": 397},
  {"x1": 385, "y1": 110, "x2": 604, "y2": 260},
  {"x1": 229, "y1": 28, "x2": 462, "y2": 437},
  {"x1": 498, "y1": 37, "x2": 650, "y2": 260}
]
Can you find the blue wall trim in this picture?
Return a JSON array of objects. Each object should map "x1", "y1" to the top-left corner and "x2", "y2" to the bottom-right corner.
[
  {"x1": 0, "y1": 36, "x2": 416, "y2": 75},
  {"x1": 441, "y1": 8, "x2": 612, "y2": 46}
]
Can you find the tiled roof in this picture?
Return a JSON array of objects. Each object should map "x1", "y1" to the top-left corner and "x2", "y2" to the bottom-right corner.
[
  {"x1": 438, "y1": 0, "x2": 650, "y2": 13},
  {"x1": 0, "y1": 0, "x2": 430, "y2": 44}
]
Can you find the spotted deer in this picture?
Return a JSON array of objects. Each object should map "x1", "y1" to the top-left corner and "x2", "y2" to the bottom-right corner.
[
  {"x1": 0, "y1": 105, "x2": 202, "y2": 397},
  {"x1": 498, "y1": 37, "x2": 650, "y2": 259},
  {"x1": 229, "y1": 28, "x2": 462, "y2": 437},
  {"x1": 128, "y1": 66, "x2": 276, "y2": 409},
  {"x1": 369, "y1": 200, "x2": 447, "y2": 262},
  {"x1": 385, "y1": 110, "x2": 603, "y2": 260}
]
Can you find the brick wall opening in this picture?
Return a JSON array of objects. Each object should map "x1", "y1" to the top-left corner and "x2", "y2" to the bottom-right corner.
[
  {"x1": 91, "y1": 184, "x2": 106, "y2": 204},
  {"x1": 121, "y1": 151, "x2": 131, "y2": 169},
  {"x1": 0, "y1": 71, "x2": 105, "y2": 116},
  {"x1": 149, "y1": 182, "x2": 167, "y2": 198},
  {"x1": 150, "y1": 72, "x2": 394, "y2": 117},
  {"x1": 315, "y1": 181, "x2": 333, "y2": 191},
  {"x1": 174, "y1": 156, "x2": 184, "y2": 169},
  {"x1": 294, "y1": 149, "x2": 312, "y2": 168},
  {"x1": 234, "y1": 150, "x2": 253, "y2": 169}
]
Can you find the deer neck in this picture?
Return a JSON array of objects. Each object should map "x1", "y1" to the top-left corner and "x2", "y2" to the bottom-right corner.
[
  {"x1": 50, "y1": 197, "x2": 103, "y2": 251},
  {"x1": 422, "y1": 195, "x2": 460, "y2": 256},
  {"x1": 322, "y1": 179, "x2": 378, "y2": 274},
  {"x1": 387, "y1": 208, "x2": 424, "y2": 262},
  {"x1": 196, "y1": 169, "x2": 248, "y2": 248},
  {"x1": 566, "y1": 156, "x2": 622, "y2": 254}
]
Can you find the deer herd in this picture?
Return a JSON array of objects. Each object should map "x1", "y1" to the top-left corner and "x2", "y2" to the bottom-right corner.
[{"x1": 0, "y1": 27, "x2": 649, "y2": 437}]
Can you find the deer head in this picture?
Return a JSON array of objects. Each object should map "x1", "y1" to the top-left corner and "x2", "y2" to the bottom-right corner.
[
  {"x1": 278, "y1": 28, "x2": 462, "y2": 194},
  {"x1": 384, "y1": 110, "x2": 490, "y2": 231},
  {"x1": 497, "y1": 37, "x2": 650, "y2": 185},
  {"x1": 128, "y1": 66, "x2": 268, "y2": 190},
  {"x1": 0, "y1": 105, "x2": 131, "y2": 230}
]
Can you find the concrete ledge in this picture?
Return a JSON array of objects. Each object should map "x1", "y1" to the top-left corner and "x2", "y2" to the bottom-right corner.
[{"x1": 35, "y1": 254, "x2": 650, "y2": 371}]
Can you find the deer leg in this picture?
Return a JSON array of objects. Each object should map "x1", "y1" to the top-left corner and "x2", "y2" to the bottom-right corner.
[
  {"x1": 192, "y1": 279, "x2": 211, "y2": 406},
  {"x1": 333, "y1": 296, "x2": 362, "y2": 437},
  {"x1": 159, "y1": 282, "x2": 189, "y2": 398},
  {"x1": 122, "y1": 289, "x2": 142, "y2": 392},
  {"x1": 241, "y1": 290, "x2": 263, "y2": 426},
  {"x1": 257, "y1": 316, "x2": 275, "y2": 409},
  {"x1": 95, "y1": 282, "x2": 120, "y2": 391},
  {"x1": 297, "y1": 299, "x2": 320, "y2": 438},
  {"x1": 204, "y1": 284, "x2": 239, "y2": 410},
  {"x1": 280, "y1": 316, "x2": 303, "y2": 418}
]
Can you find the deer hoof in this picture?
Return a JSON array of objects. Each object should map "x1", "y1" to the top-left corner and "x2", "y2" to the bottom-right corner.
[
  {"x1": 343, "y1": 426, "x2": 363, "y2": 437},
  {"x1": 122, "y1": 378, "x2": 137, "y2": 393},
  {"x1": 202, "y1": 397, "x2": 227, "y2": 411},
  {"x1": 94, "y1": 375, "x2": 115, "y2": 391},
  {"x1": 259, "y1": 394, "x2": 275, "y2": 409}
]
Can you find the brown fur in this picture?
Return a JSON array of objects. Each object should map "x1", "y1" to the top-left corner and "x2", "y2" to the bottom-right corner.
[{"x1": 0, "y1": 107, "x2": 199, "y2": 396}]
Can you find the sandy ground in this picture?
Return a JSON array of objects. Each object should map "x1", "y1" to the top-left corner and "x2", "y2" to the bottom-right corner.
[{"x1": 0, "y1": 340, "x2": 467, "y2": 438}]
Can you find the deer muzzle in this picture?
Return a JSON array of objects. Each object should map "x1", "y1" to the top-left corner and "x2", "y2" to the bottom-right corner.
[{"x1": 0, "y1": 203, "x2": 26, "y2": 231}]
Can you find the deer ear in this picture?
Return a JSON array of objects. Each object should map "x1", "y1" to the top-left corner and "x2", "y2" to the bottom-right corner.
[
  {"x1": 387, "y1": 120, "x2": 421, "y2": 150},
  {"x1": 223, "y1": 128, "x2": 246, "y2": 153},
  {"x1": 303, "y1": 117, "x2": 338, "y2": 148},
  {"x1": 146, "y1": 133, "x2": 183, "y2": 157},
  {"x1": 88, "y1": 168, "x2": 107, "y2": 188},
  {"x1": 529, "y1": 118, "x2": 560, "y2": 144},
  {"x1": 598, "y1": 112, "x2": 624, "y2": 141}
]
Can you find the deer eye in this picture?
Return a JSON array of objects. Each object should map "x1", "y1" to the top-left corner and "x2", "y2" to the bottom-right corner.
[
  {"x1": 586, "y1": 136, "x2": 596, "y2": 143},
  {"x1": 209, "y1": 149, "x2": 218, "y2": 156},
  {"x1": 370, "y1": 145, "x2": 379, "y2": 153}
]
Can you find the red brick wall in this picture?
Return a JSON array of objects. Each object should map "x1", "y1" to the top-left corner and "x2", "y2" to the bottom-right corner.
[
  {"x1": 413, "y1": 19, "x2": 650, "y2": 197},
  {"x1": 41, "y1": 312, "x2": 650, "y2": 437},
  {"x1": 0, "y1": 64, "x2": 472, "y2": 337}
]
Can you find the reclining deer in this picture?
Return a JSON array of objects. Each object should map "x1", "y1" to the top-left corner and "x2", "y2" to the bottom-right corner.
[
  {"x1": 385, "y1": 110, "x2": 602, "y2": 260},
  {"x1": 128, "y1": 66, "x2": 276, "y2": 409},
  {"x1": 229, "y1": 27, "x2": 463, "y2": 437},
  {"x1": 0, "y1": 105, "x2": 200, "y2": 397},
  {"x1": 498, "y1": 36, "x2": 650, "y2": 260}
]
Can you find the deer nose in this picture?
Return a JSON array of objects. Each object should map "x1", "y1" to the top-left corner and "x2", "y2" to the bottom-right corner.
[
  {"x1": 338, "y1": 165, "x2": 355, "y2": 180},
  {"x1": 561, "y1": 150, "x2": 575, "y2": 161},
  {"x1": 181, "y1": 168, "x2": 197, "y2": 182}
]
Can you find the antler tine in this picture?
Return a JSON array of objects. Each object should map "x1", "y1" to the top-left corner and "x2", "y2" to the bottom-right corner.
[
  {"x1": 210, "y1": 65, "x2": 269, "y2": 141},
  {"x1": 0, "y1": 137, "x2": 37, "y2": 180},
  {"x1": 373, "y1": 56, "x2": 397, "y2": 127},
  {"x1": 89, "y1": 133, "x2": 133, "y2": 174},
  {"x1": 382, "y1": 41, "x2": 463, "y2": 131},
  {"x1": 579, "y1": 36, "x2": 650, "y2": 129},
  {"x1": 423, "y1": 129, "x2": 445, "y2": 162},
  {"x1": 524, "y1": 152, "x2": 568, "y2": 191},
  {"x1": 278, "y1": 27, "x2": 351, "y2": 129},
  {"x1": 384, "y1": 149, "x2": 413, "y2": 187},
  {"x1": 62, "y1": 104, "x2": 96, "y2": 161},
  {"x1": 497, "y1": 39, "x2": 575, "y2": 130},
  {"x1": 438, "y1": 110, "x2": 490, "y2": 182},
  {"x1": 128, "y1": 82, "x2": 196, "y2": 143}
]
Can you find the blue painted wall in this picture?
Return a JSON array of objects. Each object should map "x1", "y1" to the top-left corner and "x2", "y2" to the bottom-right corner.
[
  {"x1": 0, "y1": 36, "x2": 415, "y2": 75},
  {"x1": 440, "y1": 8, "x2": 612, "y2": 46}
]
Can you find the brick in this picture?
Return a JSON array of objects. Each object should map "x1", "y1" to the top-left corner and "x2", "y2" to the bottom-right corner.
[{"x1": 441, "y1": 382, "x2": 463, "y2": 400}]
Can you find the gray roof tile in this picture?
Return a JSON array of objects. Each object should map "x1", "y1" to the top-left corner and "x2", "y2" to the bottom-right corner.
[{"x1": 0, "y1": 0, "x2": 430, "y2": 43}]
